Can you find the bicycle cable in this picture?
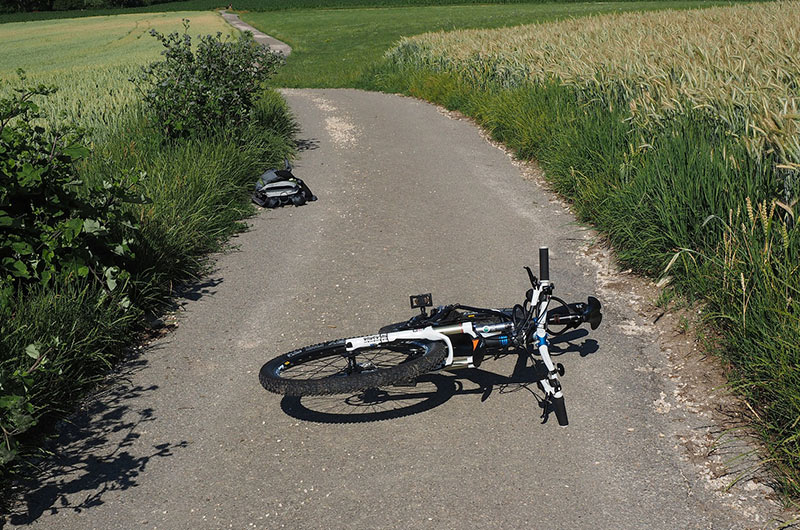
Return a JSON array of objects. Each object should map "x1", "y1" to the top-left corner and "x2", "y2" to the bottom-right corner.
[
  {"x1": 544, "y1": 295, "x2": 574, "y2": 336},
  {"x1": 453, "y1": 304, "x2": 513, "y2": 321}
]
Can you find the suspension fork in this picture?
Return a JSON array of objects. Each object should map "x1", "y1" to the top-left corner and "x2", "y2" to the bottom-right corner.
[{"x1": 532, "y1": 286, "x2": 563, "y2": 400}]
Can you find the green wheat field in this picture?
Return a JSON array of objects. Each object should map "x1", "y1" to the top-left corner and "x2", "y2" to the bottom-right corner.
[{"x1": 0, "y1": 12, "x2": 234, "y2": 135}]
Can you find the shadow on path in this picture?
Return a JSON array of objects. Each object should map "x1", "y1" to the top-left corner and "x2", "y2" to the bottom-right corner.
[
  {"x1": 6, "y1": 349, "x2": 188, "y2": 526},
  {"x1": 295, "y1": 138, "x2": 320, "y2": 152},
  {"x1": 175, "y1": 277, "x2": 223, "y2": 302}
]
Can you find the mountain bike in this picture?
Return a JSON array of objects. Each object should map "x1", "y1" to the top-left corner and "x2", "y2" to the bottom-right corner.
[{"x1": 259, "y1": 247, "x2": 602, "y2": 426}]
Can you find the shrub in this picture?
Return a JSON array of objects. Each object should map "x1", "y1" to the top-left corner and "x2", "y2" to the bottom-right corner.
[
  {"x1": 0, "y1": 75, "x2": 145, "y2": 465},
  {"x1": 132, "y1": 21, "x2": 284, "y2": 140},
  {"x1": 0, "y1": 74, "x2": 141, "y2": 309}
]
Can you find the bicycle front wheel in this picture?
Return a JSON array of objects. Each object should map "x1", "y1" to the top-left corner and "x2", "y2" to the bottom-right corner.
[{"x1": 259, "y1": 338, "x2": 447, "y2": 396}]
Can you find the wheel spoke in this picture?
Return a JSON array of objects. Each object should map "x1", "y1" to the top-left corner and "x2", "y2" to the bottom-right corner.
[{"x1": 281, "y1": 342, "x2": 423, "y2": 381}]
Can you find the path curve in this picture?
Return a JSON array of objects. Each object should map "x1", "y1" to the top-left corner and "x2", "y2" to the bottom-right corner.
[
  {"x1": 5, "y1": 89, "x2": 786, "y2": 529},
  {"x1": 220, "y1": 10, "x2": 291, "y2": 56}
]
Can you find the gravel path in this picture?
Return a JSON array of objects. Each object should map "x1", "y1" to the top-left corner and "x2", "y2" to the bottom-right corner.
[
  {"x1": 5, "y1": 89, "x2": 785, "y2": 529},
  {"x1": 220, "y1": 11, "x2": 291, "y2": 56}
]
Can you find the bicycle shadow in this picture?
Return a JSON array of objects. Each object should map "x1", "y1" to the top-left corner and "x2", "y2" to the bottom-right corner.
[
  {"x1": 549, "y1": 329, "x2": 599, "y2": 358},
  {"x1": 280, "y1": 332, "x2": 598, "y2": 425}
]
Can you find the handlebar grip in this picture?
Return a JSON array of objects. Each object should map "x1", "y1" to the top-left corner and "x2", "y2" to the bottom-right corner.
[
  {"x1": 552, "y1": 395, "x2": 568, "y2": 426},
  {"x1": 539, "y1": 247, "x2": 549, "y2": 281}
]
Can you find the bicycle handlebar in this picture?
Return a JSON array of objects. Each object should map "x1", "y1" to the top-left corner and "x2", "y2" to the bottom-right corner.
[
  {"x1": 539, "y1": 247, "x2": 549, "y2": 281},
  {"x1": 546, "y1": 296, "x2": 603, "y2": 330}
]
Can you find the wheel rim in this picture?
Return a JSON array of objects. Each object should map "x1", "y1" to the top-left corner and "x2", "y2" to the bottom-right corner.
[{"x1": 277, "y1": 342, "x2": 428, "y2": 382}]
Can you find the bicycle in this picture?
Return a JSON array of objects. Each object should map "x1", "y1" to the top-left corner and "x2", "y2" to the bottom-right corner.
[{"x1": 259, "y1": 247, "x2": 602, "y2": 426}]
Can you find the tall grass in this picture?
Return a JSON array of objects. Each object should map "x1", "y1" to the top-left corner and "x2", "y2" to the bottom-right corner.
[
  {"x1": 85, "y1": 93, "x2": 296, "y2": 306},
  {"x1": 0, "y1": 91, "x2": 296, "y2": 483},
  {"x1": 0, "y1": 8, "x2": 296, "y2": 481},
  {"x1": 387, "y1": 2, "x2": 800, "y2": 198},
  {"x1": 366, "y1": 1, "x2": 800, "y2": 498}
]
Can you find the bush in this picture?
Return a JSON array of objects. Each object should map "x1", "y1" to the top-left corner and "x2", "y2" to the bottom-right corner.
[
  {"x1": 132, "y1": 21, "x2": 284, "y2": 140},
  {"x1": 0, "y1": 75, "x2": 146, "y2": 465},
  {"x1": 0, "y1": 75, "x2": 141, "y2": 309}
]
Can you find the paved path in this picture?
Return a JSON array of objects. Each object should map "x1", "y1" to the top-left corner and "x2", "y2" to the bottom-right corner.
[
  {"x1": 220, "y1": 11, "x2": 291, "y2": 56},
  {"x1": 5, "y1": 89, "x2": 784, "y2": 529}
]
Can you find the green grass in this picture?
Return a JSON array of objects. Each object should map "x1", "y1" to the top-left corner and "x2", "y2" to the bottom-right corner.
[
  {"x1": 90, "y1": 94, "x2": 296, "y2": 307},
  {"x1": 241, "y1": 1, "x2": 751, "y2": 87},
  {"x1": 0, "y1": 0, "x2": 682, "y2": 24},
  {"x1": 1, "y1": 98, "x2": 296, "y2": 479}
]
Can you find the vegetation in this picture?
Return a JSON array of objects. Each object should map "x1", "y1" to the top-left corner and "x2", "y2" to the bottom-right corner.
[
  {"x1": 0, "y1": 12, "x2": 234, "y2": 136},
  {"x1": 2, "y1": 0, "x2": 792, "y2": 501},
  {"x1": 241, "y1": 1, "x2": 746, "y2": 87},
  {"x1": 0, "y1": 79, "x2": 139, "y2": 306},
  {"x1": 385, "y1": 3, "x2": 799, "y2": 195},
  {"x1": 132, "y1": 22, "x2": 283, "y2": 138},
  {"x1": 0, "y1": 0, "x2": 172, "y2": 12},
  {"x1": 364, "y1": 1, "x2": 800, "y2": 497},
  {"x1": 0, "y1": 16, "x2": 294, "y2": 473},
  {"x1": 0, "y1": 0, "x2": 753, "y2": 23}
]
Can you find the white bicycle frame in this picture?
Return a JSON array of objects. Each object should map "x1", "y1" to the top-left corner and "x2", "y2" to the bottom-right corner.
[{"x1": 344, "y1": 278, "x2": 563, "y2": 400}]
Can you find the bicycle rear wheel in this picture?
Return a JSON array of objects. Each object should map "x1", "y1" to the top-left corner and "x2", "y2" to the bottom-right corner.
[{"x1": 260, "y1": 338, "x2": 447, "y2": 396}]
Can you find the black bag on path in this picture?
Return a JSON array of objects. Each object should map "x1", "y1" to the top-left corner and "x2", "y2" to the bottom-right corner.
[{"x1": 252, "y1": 161, "x2": 317, "y2": 208}]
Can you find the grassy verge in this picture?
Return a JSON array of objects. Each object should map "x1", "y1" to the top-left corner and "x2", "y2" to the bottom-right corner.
[
  {"x1": 361, "y1": 3, "x2": 800, "y2": 495},
  {"x1": 0, "y1": 93, "x2": 295, "y2": 482},
  {"x1": 241, "y1": 1, "x2": 747, "y2": 87},
  {"x1": 0, "y1": 10, "x2": 296, "y2": 485}
]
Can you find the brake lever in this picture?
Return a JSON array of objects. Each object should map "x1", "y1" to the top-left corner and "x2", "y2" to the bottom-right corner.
[{"x1": 524, "y1": 266, "x2": 538, "y2": 287}]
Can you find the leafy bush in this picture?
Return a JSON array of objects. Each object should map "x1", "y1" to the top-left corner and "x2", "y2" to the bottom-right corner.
[
  {"x1": 0, "y1": 75, "x2": 141, "y2": 309},
  {"x1": 133, "y1": 22, "x2": 283, "y2": 140},
  {"x1": 0, "y1": 76, "x2": 147, "y2": 466}
]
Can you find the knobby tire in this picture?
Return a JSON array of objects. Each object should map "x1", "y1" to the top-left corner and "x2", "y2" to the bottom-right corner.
[{"x1": 260, "y1": 338, "x2": 447, "y2": 396}]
